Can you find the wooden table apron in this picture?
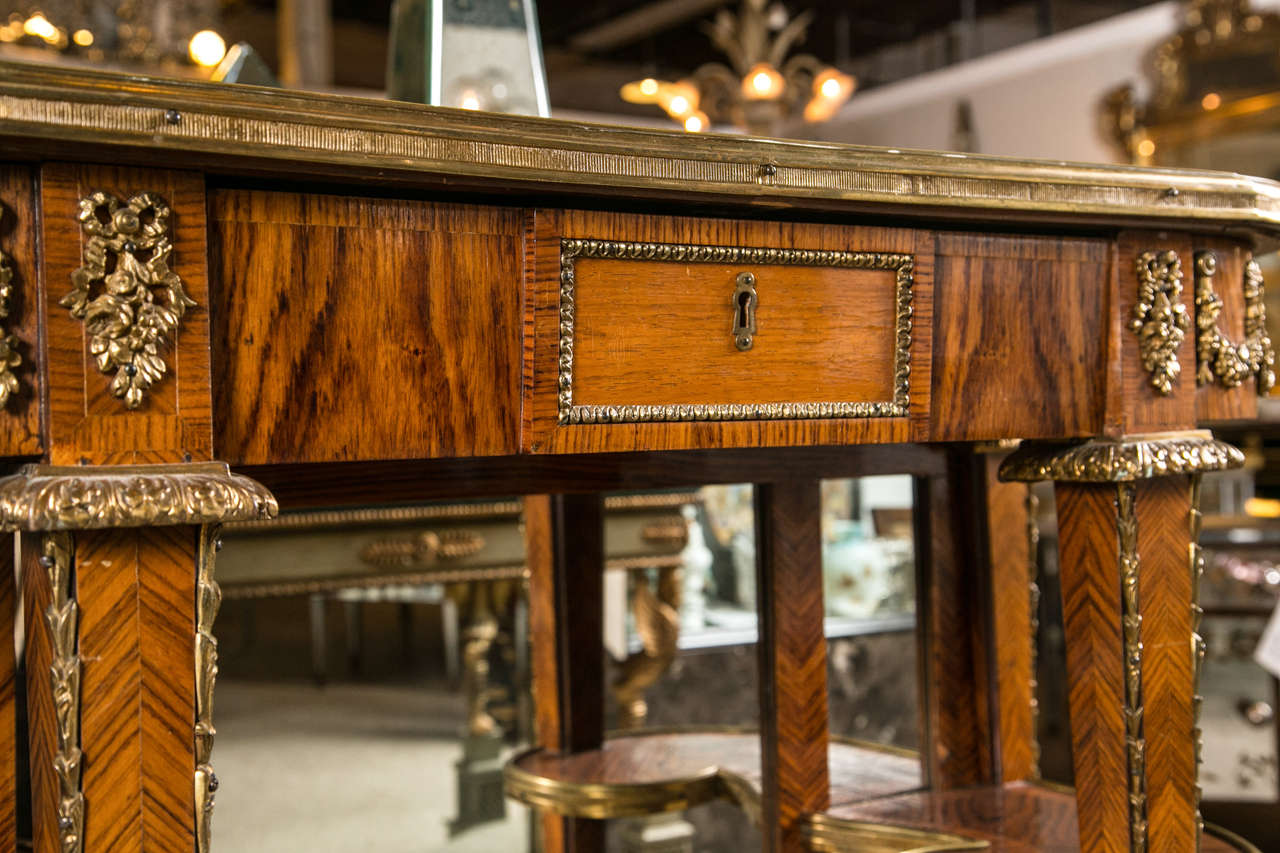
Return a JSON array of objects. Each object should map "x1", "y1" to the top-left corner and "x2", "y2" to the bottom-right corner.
[{"x1": 0, "y1": 61, "x2": 1276, "y2": 853}]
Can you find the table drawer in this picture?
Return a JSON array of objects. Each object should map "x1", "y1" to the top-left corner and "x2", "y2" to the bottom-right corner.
[{"x1": 525, "y1": 210, "x2": 932, "y2": 453}]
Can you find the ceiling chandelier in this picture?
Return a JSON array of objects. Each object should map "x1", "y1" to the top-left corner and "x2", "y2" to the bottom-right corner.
[
  {"x1": 0, "y1": 1, "x2": 228, "y2": 70},
  {"x1": 620, "y1": 0, "x2": 854, "y2": 135}
]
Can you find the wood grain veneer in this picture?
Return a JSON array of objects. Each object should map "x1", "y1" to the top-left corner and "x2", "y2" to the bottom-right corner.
[
  {"x1": 829, "y1": 782, "x2": 1249, "y2": 852},
  {"x1": 510, "y1": 730, "x2": 921, "y2": 811},
  {"x1": 524, "y1": 494, "x2": 606, "y2": 853},
  {"x1": 76, "y1": 527, "x2": 197, "y2": 852},
  {"x1": 39, "y1": 164, "x2": 214, "y2": 464},
  {"x1": 984, "y1": 455, "x2": 1039, "y2": 784},
  {"x1": 917, "y1": 453, "x2": 995, "y2": 790},
  {"x1": 0, "y1": 167, "x2": 41, "y2": 458},
  {"x1": 1135, "y1": 476, "x2": 1197, "y2": 853},
  {"x1": 754, "y1": 481, "x2": 829, "y2": 853},
  {"x1": 525, "y1": 209, "x2": 933, "y2": 454},
  {"x1": 929, "y1": 233, "x2": 1110, "y2": 441},
  {"x1": 21, "y1": 536, "x2": 56, "y2": 853},
  {"x1": 210, "y1": 190, "x2": 523, "y2": 465},
  {"x1": 1055, "y1": 483, "x2": 1131, "y2": 853}
]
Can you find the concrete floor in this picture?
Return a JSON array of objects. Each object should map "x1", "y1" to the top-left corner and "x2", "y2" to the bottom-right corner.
[{"x1": 214, "y1": 680, "x2": 532, "y2": 852}]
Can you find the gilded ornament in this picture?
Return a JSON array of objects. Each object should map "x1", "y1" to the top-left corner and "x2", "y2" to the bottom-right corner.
[
  {"x1": 359, "y1": 529, "x2": 486, "y2": 567},
  {"x1": 0, "y1": 238, "x2": 19, "y2": 406},
  {"x1": 195, "y1": 525, "x2": 221, "y2": 853},
  {"x1": 1131, "y1": 250, "x2": 1190, "y2": 395},
  {"x1": 62, "y1": 191, "x2": 196, "y2": 409},
  {"x1": 43, "y1": 532, "x2": 84, "y2": 853},
  {"x1": 0, "y1": 463, "x2": 277, "y2": 532},
  {"x1": 999, "y1": 431, "x2": 1244, "y2": 483},
  {"x1": 1194, "y1": 252, "x2": 1275, "y2": 392},
  {"x1": 557, "y1": 239, "x2": 912, "y2": 424},
  {"x1": 1026, "y1": 485, "x2": 1042, "y2": 780},
  {"x1": 1117, "y1": 483, "x2": 1148, "y2": 853},
  {"x1": 1190, "y1": 474, "x2": 1206, "y2": 852}
]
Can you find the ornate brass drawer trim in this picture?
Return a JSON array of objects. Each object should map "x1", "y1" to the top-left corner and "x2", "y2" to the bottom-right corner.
[{"x1": 557, "y1": 239, "x2": 913, "y2": 425}]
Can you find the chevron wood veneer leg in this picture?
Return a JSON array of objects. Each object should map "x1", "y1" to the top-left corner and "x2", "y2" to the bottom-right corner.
[
  {"x1": 0, "y1": 532, "x2": 15, "y2": 852},
  {"x1": 1056, "y1": 477, "x2": 1198, "y2": 853},
  {"x1": 21, "y1": 535, "x2": 56, "y2": 853},
  {"x1": 754, "y1": 480, "x2": 829, "y2": 853},
  {"x1": 524, "y1": 494, "x2": 606, "y2": 853},
  {"x1": 74, "y1": 527, "x2": 198, "y2": 853}
]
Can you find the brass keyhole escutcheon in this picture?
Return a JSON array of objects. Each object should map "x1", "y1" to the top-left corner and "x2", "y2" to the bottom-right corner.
[{"x1": 733, "y1": 272, "x2": 757, "y2": 351}]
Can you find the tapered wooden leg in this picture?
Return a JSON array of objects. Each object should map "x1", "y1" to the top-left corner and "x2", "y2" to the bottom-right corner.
[
  {"x1": 0, "y1": 532, "x2": 16, "y2": 851},
  {"x1": 23, "y1": 528, "x2": 199, "y2": 853},
  {"x1": 525, "y1": 494, "x2": 606, "y2": 853},
  {"x1": 1056, "y1": 478, "x2": 1197, "y2": 853},
  {"x1": 983, "y1": 454, "x2": 1041, "y2": 783},
  {"x1": 754, "y1": 480, "x2": 828, "y2": 853},
  {"x1": 916, "y1": 454, "x2": 995, "y2": 790}
]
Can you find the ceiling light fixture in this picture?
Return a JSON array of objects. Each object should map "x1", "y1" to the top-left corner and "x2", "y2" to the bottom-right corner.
[{"x1": 620, "y1": 0, "x2": 855, "y2": 135}]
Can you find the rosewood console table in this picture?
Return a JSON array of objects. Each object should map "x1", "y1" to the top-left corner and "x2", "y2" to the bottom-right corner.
[{"x1": 0, "y1": 61, "x2": 1275, "y2": 852}]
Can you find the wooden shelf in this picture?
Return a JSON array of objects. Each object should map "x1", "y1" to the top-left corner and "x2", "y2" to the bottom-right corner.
[{"x1": 505, "y1": 730, "x2": 1261, "y2": 852}]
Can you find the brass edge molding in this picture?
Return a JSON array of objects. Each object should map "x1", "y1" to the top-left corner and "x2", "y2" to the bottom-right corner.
[
  {"x1": 221, "y1": 493, "x2": 701, "y2": 533},
  {"x1": 557, "y1": 239, "x2": 912, "y2": 425},
  {"x1": 1190, "y1": 474, "x2": 1206, "y2": 853},
  {"x1": 1025, "y1": 484, "x2": 1042, "y2": 780},
  {"x1": 194, "y1": 525, "x2": 220, "y2": 853},
  {"x1": 1131, "y1": 250, "x2": 1190, "y2": 396},
  {"x1": 1194, "y1": 252, "x2": 1276, "y2": 393},
  {"x1": 803, "y1": 815, "x2": 988, "y2": 853},
  {"x1": 0, "y1": 234, "x2": 20, "y2": 407},
  {"x1": 7, "y1": 63, "x2": 1280, "y2": 235},
  {"x1": 1204, "y1": 822, "x2": 1265, "y2": 853},
  {"x1": 224, "y1": 501, "x2": 524, "y2": 532},
  {"x1": 502, "y1": 746, "x2": 724, "y2": 819},
  {"x1": 42, "y1": 532, "x2": 84, "y2": 853},
  {"x1": 62, "y1": 191, "x2": 196, "y2": 409},
  {"x1": 219, "y1": 553, "x2": 688, "y2": 601},
  {"x1": 1117, "y1": 483, "x2": 1149, "y2": 853},
  {"x1": 0, "y1": 463, "x2": 278, "y2": 532},
  {"x1": 221, "y1": 564, "x2": 531, "y2": 600},
  {"x1": 998, "y1": 431, "x2": 1244, "y2": 483}
]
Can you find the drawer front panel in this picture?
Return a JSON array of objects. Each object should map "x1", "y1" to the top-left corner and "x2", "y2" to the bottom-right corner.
[
  {"x1": 560, "y1": 240, "x2": 912, "y2": 423},
  {"x1": 527, "y1": 210, "x2": 933, "y2": 454}
]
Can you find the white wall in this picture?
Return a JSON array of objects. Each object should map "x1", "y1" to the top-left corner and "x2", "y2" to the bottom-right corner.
[{"x1": 813, "y1": 1, "x2": 1280, "y2": 163}]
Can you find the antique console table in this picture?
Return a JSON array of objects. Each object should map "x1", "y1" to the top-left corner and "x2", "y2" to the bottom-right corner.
[{"x1": 0, "y1": 61, "x2": 1276, "y2": 852}]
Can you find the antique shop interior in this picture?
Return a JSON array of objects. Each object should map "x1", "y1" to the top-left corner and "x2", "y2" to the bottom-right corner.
[{"x1": 4, "y1": 1, "x2": 1280, "y2": 852}]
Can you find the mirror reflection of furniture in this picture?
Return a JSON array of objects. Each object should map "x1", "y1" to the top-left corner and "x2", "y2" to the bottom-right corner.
[{"x1": 217, "y1": 493, "x2": 697, "y2": 838}]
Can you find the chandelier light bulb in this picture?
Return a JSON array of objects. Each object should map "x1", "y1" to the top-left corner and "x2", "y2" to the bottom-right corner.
[
  {"x1": 743, "y1": 63, "x2": 784, "y2": 100},
  {"x1": 684, "y1": 111, "x2": 708, "y2": 132},
  {"x1": 72, "y1": 28, "x2": 93, "y2": 47},
  {"x1": 188, "y1": 30, "x2": 227, "y2": 67},
  {"x1": 24, "y1": 14, "x2": 59, "y2": 43},
  {"x1": 458, "y1": 90, "x2": 483, "y2": 110},
  {"x1": 640, "y1": 78, "x2": 659, "y2": 96}
]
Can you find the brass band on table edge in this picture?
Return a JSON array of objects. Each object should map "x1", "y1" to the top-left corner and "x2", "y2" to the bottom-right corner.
[
  {"x1": 0, "y1": 463, "x2": 278, "y2": 531},
  {"x1": 557, "y1": 239, "x2": 912, "y2": 425},
  {"x1": 998, "y1": 432, "x2": 1244, "y2": 483},
  {"x1": 6, "y1": 63, "x2": 1280, "y2": 237}
]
